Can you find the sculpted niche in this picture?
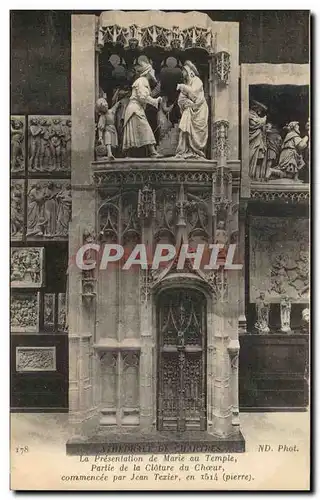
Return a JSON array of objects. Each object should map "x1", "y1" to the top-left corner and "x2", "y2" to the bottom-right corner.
[
  {"x1": 248, "y1": 92, "x2": 309, "y2": 183},
  {"x1": 96, "y1": 54, "x2": 209, "y2": 160}
]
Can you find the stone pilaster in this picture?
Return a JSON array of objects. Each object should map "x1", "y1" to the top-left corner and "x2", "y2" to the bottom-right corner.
[{"x1": 69, "y1": 14, "x2": 97, "y2": 429}]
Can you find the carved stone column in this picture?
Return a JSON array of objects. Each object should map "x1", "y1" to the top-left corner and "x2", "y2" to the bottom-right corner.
[
  {"x1": 138, "y1": 188, "x2": 156, "y2": 430},
  {"x1": 227, "y1": 339, "x2": 240, "y2": 428},
  {"x1": 238, "y1": 201, "x2": 247, "y2": 332},
  {"x1": 69, "y1": 14, "x2": 97, "y2": 432},
  {"x1": 139, "y1": 271, "x2": 154, "y2": 431}
]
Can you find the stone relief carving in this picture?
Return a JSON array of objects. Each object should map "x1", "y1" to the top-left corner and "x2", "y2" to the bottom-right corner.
[
  {"x1": 250, "y1": 217, "x2": 309, "y2": 302},
  {"x1": 215, "y1": 51, "x2": 231, "y2": 85},
  {"x1": 82, "y1": 227, "x2": 97, "y2": 303},
  {"x1": 213, "y1": 120, "x2": 229, "y2": 159},
  {"x1": 280, "y1": 295, "x2": 291, "y2": 333},
  {"x1": 249, "y1": 101, "x2": 309, "y2": 183},
  {"x1": 27, "y1": 180, "x2": 71, "y2": 239},
  {"x1": 251, "y1": 190, "x2": 309, "y2": 203},
  {"x1": 11, "y1": 292, "x2": 40, "y2": 332},
  {"x1": 44, "y1": 293, "x2": 56, "y2": 329},
  {"x1": 301, "y1": 308, "x2": 309, "y2": 333},
  {"x1": 11, "y1": 116, "x2": 25, "y2": 173},
  {"x1": 11, "y1": 180, "x2": 24, "y2": 240},
  {"x1": 11, "y1": 247, "x2": 44, "y2": 288},
  {"x1": 58, "y1": 293, "x2": 67, "y2": 331},
  {"x1": 254, "y1": 292, "x2": 270, "y2": 334},
  {"x1": 175, "y1": 61, "x2": 209, "y2": 159},
  {"x1": 97, "y1": 23, "x2": 213, "y2": 54},
  {"x1": 16, "y1": 347, "x2": 56, "y2": 372},
  {"x1": 28, "y1": 116, "x2": 71, "y2": 173},
  {"x1": 94, "y1": 170, "x2": 212, "y2": 187},
  {"x1": 137, "y1": 184, "x2": 156, "y2": 220}
]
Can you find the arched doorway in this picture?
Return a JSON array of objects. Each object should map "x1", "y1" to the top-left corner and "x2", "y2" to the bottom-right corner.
[{"x1": 157, "y1": 288, "x2": 207, "y2": 432}]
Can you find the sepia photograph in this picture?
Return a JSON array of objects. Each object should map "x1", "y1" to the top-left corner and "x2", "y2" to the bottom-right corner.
[{"x1": 9, "y1": 8, "x2": 310, "y2": 491}]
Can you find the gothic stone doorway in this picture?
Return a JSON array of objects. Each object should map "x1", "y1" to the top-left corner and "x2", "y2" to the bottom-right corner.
[{"x1": 157, "y1": 289, "x2": 207, "y2": 432}]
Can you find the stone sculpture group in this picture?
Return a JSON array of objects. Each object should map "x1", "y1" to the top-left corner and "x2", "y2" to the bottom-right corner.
[
  {"x1": 95, "y1": 59, "x2": 209, "y2": 160},
  {"x1": 249, "y1": 100, "x2": 309, "y2": 182}
]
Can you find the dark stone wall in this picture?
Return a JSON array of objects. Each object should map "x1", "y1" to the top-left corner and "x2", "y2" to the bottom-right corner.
[{"x1": 11, "y1": 10, "x2": 309, "y2": 115}]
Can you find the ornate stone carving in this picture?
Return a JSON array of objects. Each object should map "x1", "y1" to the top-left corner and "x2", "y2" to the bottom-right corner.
[
  {"x1": 58, "y1": 293, "x2": 67, "y2": 331},
  {"x1": 254, "y1": 292, "x2": 270, "y2": 334},
  {"x1": 122, "y1": 352, "x2": 140, "y2": 408},
  {"x1": 175, "y1": 60, "x2": 209, "y2": 160},
  {"x1": 97, "y1": 23, "x2": 213, "y2": 54},
  {"x1": 28, "y1": 116, "x2": 71, "y2": 173},
  {"x1": 280, "y1": 295, "x2": 291, "y2": 333},
  {"x1": 11, "y1": 180, "x2": 25, "y2": 240},
  {"x1": 82, "y1": 227, "x2": 97, "y2": 303},
  {"x1": 11, "y1": 247, "x2": 44, "y2": 288},
  {"x1": 250, "y1": 217, "x2": 309, "y2": 302},
  {"x1": 11, "y1": 292, "x2": 40, "y2": 332},
  {"x1": 11, "y1": 116, "x2": 25, "y2": 173},
  {"x1": 16, "y1": 347, "x2": 56, "y2": 372},
  {"x1": 251, "y1": 190, "x2": 309, "y2": 203},
  {"x1": 27, "y1": 180, "x2": 71, "y2": 239},
  {"x1": 137, "y1": 185, "x2": 156, "y2": 220},
  {"x1": 213, "y1": 120, "x2": 229, "y2": 159},
  {"x1": 204, "y1": 269, "x2": 228, "y2": 302},
  {"x1": 94, "y1": 170, "x2": 213, "y2": 187},
  {"x1": 215, "y1": 51, "x2": 231, "y2": 85},
  {"x1": 44, "y1": 293, "x2": 56, "y2": 329}
]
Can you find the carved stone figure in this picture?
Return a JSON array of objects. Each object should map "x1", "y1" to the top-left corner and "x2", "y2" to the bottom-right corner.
[
  {"x1": 29, "y1": 117, "x2": 43, "y2": 171},
  {"x1": 264, "y1": 123, "x2": 283, "y2": 176},
  {"x1": 11, "y1": 181, "x2": 24, "y2": 239},
  {"x1": 61, "y1": 119, "x2": 72, "y2": 169},
  {"x1": 175, "y1": 60, "x2": 208, "y2": 159},
  {"x1": 267, "y1": 122, "x2": 308, "y2": 181},
  {"x1": 280, "y1": 295, "x2": 291, "y2": 333},
  {"x1": 43, "y1": 182, "x2": 57, "y2": 236},
  {"x1": 56, "y1": 183, "x2": 72, "y2": 236},
  {"x1": 96, "y1": 97, "x2": 121, "y2": 159},
  {"x1": 157, "y1": 95, "x2": 174, "y2": 141},
  {"x1": 122, "y1": 60, "x2": 162, "y2": 157},
  {"x1": 27, "y1": 183, "x2": 46, "y2": 237},
  {"x1": 254, "y1": 292, "x2": 270, "y2": 334},
  {"x1": 11, "y1": 118, "x2": 25, "y2": 172},
  {"x1": 249, "y1": 100, "x2": 267, "y2": 180}
]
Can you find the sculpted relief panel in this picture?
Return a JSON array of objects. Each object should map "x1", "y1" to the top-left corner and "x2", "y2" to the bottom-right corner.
[
  {"x1": 16, "y1": 347, "x2": 56, "y2": 372},
  {"x1": 248, "y1": 86, "x2": 309, "y2": 184},
  {"x1": 11, "y1": 247, "x2": 45, "y2": 288},
  {"x1": 11, "y1": 292, "x2": 40, "y2": 332},
  {"x1": 28, "y1": 116, "x2": 71, "y2": 174},
  {"x1": 27, "y1": 180, "x2": 71, "y2": 239},
  {"x1": 250, "y1": 217, "x2": 309, "y2": 303}
]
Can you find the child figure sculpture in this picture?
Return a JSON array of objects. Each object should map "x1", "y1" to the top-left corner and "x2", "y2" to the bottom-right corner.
[{"x1": 96, "y1": 97, "x2": 121, "y2": 160}]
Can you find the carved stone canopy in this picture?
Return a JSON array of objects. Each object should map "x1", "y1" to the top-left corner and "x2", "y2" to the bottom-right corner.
[{"x1": 97, "y1": 11, "x2": 215, "y2": 54}]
